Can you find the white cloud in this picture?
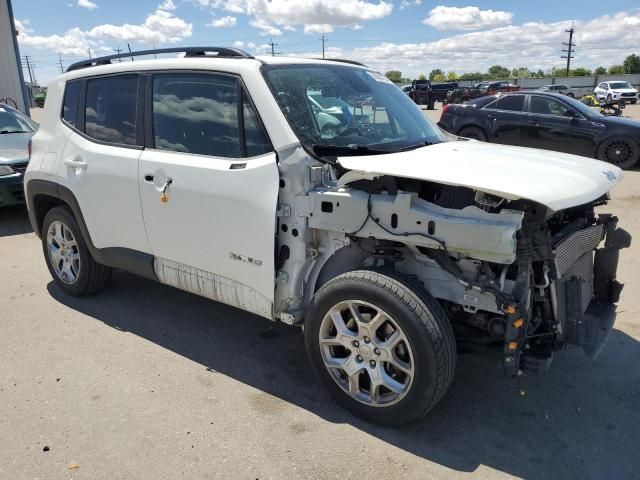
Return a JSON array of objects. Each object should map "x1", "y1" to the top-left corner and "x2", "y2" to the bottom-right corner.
[
  {"x1": 249, "y1": 18, "x2": 283, "y2": 36},
  {"x1": 77, "y1": 0, "x2": 98, "y2": 10},
  {"x1": 399, "y1": 0, "x2": 420, "y2": 10},
  {"x1": 15, "y1": 8, "x2": 192, "y2": 57},
  {"x1": 199, "y1": 0, "x2": 392, "y2": 34},
  {"x1": 304, "y1": 24, "x2": 333, "y2": 35},
  {"x1": 208, "y1": 15, "x2": 237, "y2": 27},
  {"x1": 423, "y1": 6, "x2": 513, "y2": 31},
  {"x1": 158, "y1": 0, "x2": 177, "y2": 10},
  {"x1": 283, "y1": 11, "x2": 640, "y2": 78}
]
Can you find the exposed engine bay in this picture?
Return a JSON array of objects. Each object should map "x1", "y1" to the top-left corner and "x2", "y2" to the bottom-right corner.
[{"x1": 285, "y1": 169, "x2": 631, "y2": 375}]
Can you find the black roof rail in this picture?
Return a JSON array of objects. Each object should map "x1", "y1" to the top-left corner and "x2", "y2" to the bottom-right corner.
[
  {"x1": 310, "y1": 58, "x2": 368, "y2": 67},
  {"x1": 66, "y1": 46, "x2": 254, "y2": 72}
]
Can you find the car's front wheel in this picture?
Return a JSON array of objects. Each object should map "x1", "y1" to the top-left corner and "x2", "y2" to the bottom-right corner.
[
  {"x1": 458, "y1": 126, "x2": 487, "y2": 141},
  {"x1": 42, "y1": 206, "x2": 112, "y2": 296},
  {"x1": 597, "y1": 136, "x2": 640, "y2": 170},
  {"x1": 305, "y1": 270, "x2": 456, "y2": 425}
]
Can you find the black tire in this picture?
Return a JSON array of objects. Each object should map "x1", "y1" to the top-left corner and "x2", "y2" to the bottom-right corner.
[
  {"x1": 631, "y1": 100, "x2": 637, "y2": 105},
  {"x1": 458, "y1": 125, "x2": 487, "y2": 141},
  {"x1": 427, "y1": 97, "x2": 435, "y2": 110},
  {"x1": 305, "y1": 270, "x2": 456, "y2": 425},
  {"x1": 567, "y1": 93, "x2": 574, "y2": 98},
  {"x1": 41, "y1": 206, "x2": 112, "y2": 296},
  {"x1": 607, "y1": 94, "x2": 612, "y2": 103},
  {"x1": 597, "y1": 136, "x2": 640, "y2": 170}
]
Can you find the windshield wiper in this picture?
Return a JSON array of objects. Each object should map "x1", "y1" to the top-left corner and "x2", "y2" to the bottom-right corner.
[
  {"x1": 0, "y1": 130, "x2": 30, "y2": 134},
  {"x1": 397, "y1": 140, "x2": 434, "y2": 152},
  {"x1": 311, "y1": 144, "x2": 394, "y2": 157}
]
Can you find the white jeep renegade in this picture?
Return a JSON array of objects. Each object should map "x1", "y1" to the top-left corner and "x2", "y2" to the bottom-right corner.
[{"x1": 25, "y1": 47, "x2": 630, "y2": 425}]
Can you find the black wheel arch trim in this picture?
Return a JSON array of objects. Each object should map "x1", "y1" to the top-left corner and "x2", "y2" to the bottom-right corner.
[{"x1": 26, "y1": 179, "x2": 157, "y2": 281}]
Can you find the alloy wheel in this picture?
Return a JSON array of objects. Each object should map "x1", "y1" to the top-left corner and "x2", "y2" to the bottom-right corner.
[
  {"x1": 46, "y1": 220, "x2": 81, "y2": 284},
  {"x1": 603, "y1": 139, "x2": 634, "y2": 167},
  {"x1": 318, "y1": 300, "x2": 415, "y2": 407}
]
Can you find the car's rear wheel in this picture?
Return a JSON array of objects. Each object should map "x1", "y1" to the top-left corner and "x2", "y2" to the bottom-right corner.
[
  {"x1": 305, "y1": 270, "x2": 456, "y2": 425},
  {"x1": 597, "y1": 136, "x2": 640, "y2": 170},
  {"x1": 458, "y1": 126, "x2": 487, "y2": 141},
  {"x1": 607, "y1": 94, "x2": 612, "y2": 103},
  {"x1": 42, "y1": 206, "x2": 112, "y2": 296}
]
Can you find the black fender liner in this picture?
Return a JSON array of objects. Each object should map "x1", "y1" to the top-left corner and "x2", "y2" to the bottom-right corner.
[{"x1": 25, "y1": 179, "x2": 157, "y2": 281}]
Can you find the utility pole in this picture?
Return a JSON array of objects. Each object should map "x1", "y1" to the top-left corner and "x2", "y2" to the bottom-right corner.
[
  {"x1": 22, "y1": 55, "x2": 34, "y2": 84},
  {"x1": 113, "y1": 44, "x2": 122, "y2": 62},
  {"x1": 268, "y1": 37, "x2": 278, "y2": 57},
  {"x1": 58, "y1": 53, "x2": 65, "y2": 73},
  {"x1": 320, "y1": 29, "x2": 327, "y2": 59},
  {"x1": 127, "y1": 43, "x2": 134, "y2": 61},
  {"x1": 88, "y1": 48, "x2": 92, "y2": 59},
  {"x1": 561, "y1": 22, "x2": 575, "y2": 76}
]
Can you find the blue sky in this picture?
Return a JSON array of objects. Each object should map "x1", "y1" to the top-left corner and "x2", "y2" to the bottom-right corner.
[{"x1": 12, "y1": 0, "x2": 640, "y2": 83}]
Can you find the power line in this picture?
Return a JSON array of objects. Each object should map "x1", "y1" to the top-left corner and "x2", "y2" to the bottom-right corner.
[
  {"x1": 320, "y1": 29, "x2": 328, "y2": 59},
  {"x1": 22, "y1": 55, "x2": 35, "y2": 84},
  {"x1": 561, "y1": 22, "x2": 576, "y2": 75},
  {"x1": 267, "y1": 37, "x2": 280, "y2": 57}
]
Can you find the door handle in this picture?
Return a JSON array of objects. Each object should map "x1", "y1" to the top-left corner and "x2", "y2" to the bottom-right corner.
[
  {"x1": 528, "y1": 120, "x2": 541, "y2": 126},
  {"x1": 64, "y1": 158, "x2": 87, "y2": 169},
  {"x1": 144, "y1": 174, "x2": 154, "y2": 182}
]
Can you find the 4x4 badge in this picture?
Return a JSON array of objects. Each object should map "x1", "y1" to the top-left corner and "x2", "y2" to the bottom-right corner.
[
  {"x1": 229, "y1": 252, "x2": 263, "y2": 267},
  {"x1": 602, "y1": 170, "x2": 617, "y2": 181}
]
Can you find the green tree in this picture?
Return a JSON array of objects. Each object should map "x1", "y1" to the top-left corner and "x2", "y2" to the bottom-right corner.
[
  {"x1": 458, "y1": 72, "x2": 484, "y2": 81},
  {"x1": 594, "y1": 66, "x2": 607, "y2": 75},
  {"x1": 608, "y1": 65, "x2": 625, "y2": 74},
  {"x1": 418, "y1": 74, "x2": 427, "y2": 81},
  {"x1": 446, "y1": 71, "x2": 458, "y2": 81},
  {"x1": 571, "y1": 67, "x2": 592, "y2": 76},
  {"x1": 487, "y1": 65, "x2": 510, "y2": 79},
  {"x1": 535, "y1": 69, "x2": 545, "y2": 78},
  {"x1": 623, "y1": 54, "x2": 640, "y2": 74},
  {"x1": 428, "y1": 69, "x2": 444, "y2": 80},
  {"x1": 511, "y1": 67, "x2": 531, "y2": 78},
  {"x1": 385, "y1": 70, "x2": 402, "y2": 83}
]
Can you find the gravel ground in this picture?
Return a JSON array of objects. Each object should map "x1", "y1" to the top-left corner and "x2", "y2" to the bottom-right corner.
[{"x1": 1, "y1": 106, "x2": 639, "y2": 480}]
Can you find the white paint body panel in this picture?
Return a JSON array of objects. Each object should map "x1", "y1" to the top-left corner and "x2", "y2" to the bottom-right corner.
[
  {"x1": 338, "y1": 140, "x2": 622, "y2": 211},
  {"x1": 139, "y1": 150, "x2": 279, "y2": 303},
  {"x1": 56, "y1": 130, "x2": 150, "y2": 252}
]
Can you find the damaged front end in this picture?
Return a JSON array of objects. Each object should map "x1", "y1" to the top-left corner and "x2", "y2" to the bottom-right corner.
[{"x1": 300, "y1": 166, "x2": 630, "y2": 375}]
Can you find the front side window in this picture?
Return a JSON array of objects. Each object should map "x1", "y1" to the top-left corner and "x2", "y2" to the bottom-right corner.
[
  {"x1": 529, "y1": 96, "x2": 570, "y2": 116},
  {"x1": 152, "y1": 73, "x2": 240, "y2": 157},
  {"x1": 62, "y1": 81, "x2": 81, "y2": 127},
  {"x1": 485, "y1": 95, "x2": 525, "y2": 111},
  {"x1": 263, "y1": 64, "x2": 445, "y2": 156},
  {"x1": 85, "y1": 75, "x2": 138, "y2": 145}
]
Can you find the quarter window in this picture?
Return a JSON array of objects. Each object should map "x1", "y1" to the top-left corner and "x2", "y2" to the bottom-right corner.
[
  {"x1": 62, "y1": 81, "x2": 81, "y2": 127},
  {"x1": 242, "y1": 94, "x2": 272, "y2": 157},
  {"x1": 85, "y1": 75, "x2": 138, "y2": 145}
]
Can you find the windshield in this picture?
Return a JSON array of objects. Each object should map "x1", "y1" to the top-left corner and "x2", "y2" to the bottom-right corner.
[
  {"x1": 262, "y1": 64, "x2": 445, "y2": 156},
  {"x1": 0, "y1": 107, "x2": 37, "y2": 133},
  {"x1": 609, "y1": 82, "x2": 632, "y2": 90}
]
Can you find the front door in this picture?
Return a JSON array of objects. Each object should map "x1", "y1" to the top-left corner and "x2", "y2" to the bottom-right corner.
[
  {"x1": 526, "y1": 95, "x2": 596, "y2": 156},
  {"x1": 482, "y1": 94, "x2": 528, "y2": 145},
  {"x1": 138, "y1": 72, "x2": 279, "y2": 316}
]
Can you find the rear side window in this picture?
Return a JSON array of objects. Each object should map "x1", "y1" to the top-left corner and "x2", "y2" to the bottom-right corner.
[
  {"x1": 85, "y1": 75, "x2": 138, "y2": 146},
  {"x1": 152, "y1": 73, "x2": 271, "y2": 158},
  {"x1": 62, "y1": 81, "x2": 81, "y2": 127},
  {"x1": 486, "y1": 95, "x2": 525, "y2": 111}
]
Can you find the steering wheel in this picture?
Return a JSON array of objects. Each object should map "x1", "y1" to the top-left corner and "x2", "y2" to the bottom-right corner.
[{"x1": 336, "y1": 127, "x2": 364, "y2": 137}]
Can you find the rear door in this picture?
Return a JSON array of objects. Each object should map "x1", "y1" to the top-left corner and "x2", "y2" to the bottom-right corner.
[
  {"x1": 138, "y1": 72, "x2": 279, "y2": 312},
  {"x1": 57, "y1": 74, "x2": 150, "y2": 252},
  {"x1": 481, "y1": 94, "x2": 527, "y2": 145}
]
